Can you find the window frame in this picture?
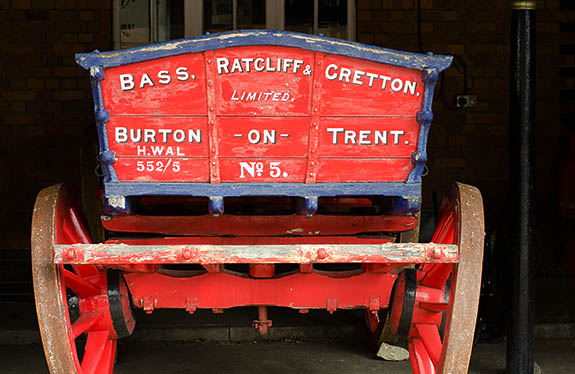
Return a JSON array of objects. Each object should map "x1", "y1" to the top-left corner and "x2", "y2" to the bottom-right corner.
[{"x1": 113, "y1": 0, "x2": 356, "y2": 50}]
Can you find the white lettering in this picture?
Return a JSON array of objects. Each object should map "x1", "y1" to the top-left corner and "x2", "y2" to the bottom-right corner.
[
  {"x1": 217, "y1": 58, "x2": 229, "y2": 74},
  {"x1": 327, "y1": 128, "x2": 344, "y2": 144},
  {"x1": 242, "y1": 58, "x2": 253, "y2": 72},
  {"x1": 144, "y1": 129, "x2": 156, "y2": 143},
  {"x1": 120, "y1": 74, "x2": 135, "y2": 91},
  {"x1": 353, "y1": 70, "x2": 365, "y2": 86},
  {"x1": 115, "y1": 127, "x2": 128, "y2": 143},
  {"x1": 176, "y1": 67, "x2": 189, "y2": 81},
  {"x1": 139, "y1": 73, "x2": 154, "y2": 88},
  {"x1": 293, "y1": 60, "x2": 304, "y2": 73},
  {"x1": 188, "y1": 129, "x2": 201, "y2": 143},
  {"x1": 248, "y1": 129, "x2": 261, "y2": 144},
  {"x1": 380, "y1": 75, "x2": 392, "y2": 90},
  {"x1": 239, "y1": 162, "x2": 255, "y2": 178},
  {"x1": 339, "y1": 67, "x2": 352, "y2": 83},
  {"x1": 230, "y1": 58, "x2": 243, "y2": 73},
  {"x1": 390, "y1": 130, "x2": 405, "y2": 145},
  {"x1": 404, "y1": 80, "x2": 417, "y2": 95},
  {"x1": 158, "y1": 129, "x2": 172, "y2": 143},
  {"x1": 151, "y1": 146, "x2": 164, "y2": 156},
  {"x1": 325, "y1": 64, "x2": 338, "y2": 80},
  {"x1": 366, "y1": 72, "x2": 378, "y2": 87},
  {"x1": 359, "y1": 130, "x2": 372, "y2": 145},
  {"x1": 254, "y1": 58, "x2": 265, "y2": 72},
  {"x1": 263, "y1": 130, "x2": 276, "y2": 144},
  {"x1": 157, "y1": 70, "x2": 171, "y2": 85},
  {"x1": 173, "y1": 129, "x2": 185, "y2": 143},
  {"x1": 344, "y1": 130, "x2": 356, "y2": 144},
  {"x1": 391, "y1": 78, "x2": 403, "y2": 92},
  {"x1": 130, "y1": 129, "x2": 142, "y2": 143},
  {"x1": 374, "y1": 131, "x2": 388, "y2": 145}
]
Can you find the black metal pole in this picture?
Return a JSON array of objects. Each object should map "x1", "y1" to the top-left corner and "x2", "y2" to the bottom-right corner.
[{"x1": 508, "y1": 1, "x2": 536, "y2": 373}]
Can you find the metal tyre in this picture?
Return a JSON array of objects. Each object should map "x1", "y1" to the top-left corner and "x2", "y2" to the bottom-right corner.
[
  {"x1": 389, "y1": 182, "x2": 484, "y2": 373},
  {"x1": 32, "y1": 184, "x2": 134, "y2": 373}
]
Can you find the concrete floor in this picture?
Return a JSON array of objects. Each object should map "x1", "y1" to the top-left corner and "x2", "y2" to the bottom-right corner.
[{"x1": 2, "y1": 339, "x2": 574, "y2": 373}]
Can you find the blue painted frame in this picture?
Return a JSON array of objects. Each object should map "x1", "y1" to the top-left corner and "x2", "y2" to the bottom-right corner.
[{"x1": 76, "y1": 30, "x2": 452, "y2": 211}]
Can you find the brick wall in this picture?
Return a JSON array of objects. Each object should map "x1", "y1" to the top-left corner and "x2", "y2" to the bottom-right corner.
[
  {"x1": 359, "y1": 0, "x2": 566, "y2": 228},
  {"x1": 0, "y1": 1, "x2": 568, "y2": 249},
  {"x1": 0, "y1": 1, "x2": 111, "y2": 248}
]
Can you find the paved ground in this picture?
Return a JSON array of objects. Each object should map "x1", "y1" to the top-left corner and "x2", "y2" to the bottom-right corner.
[{"x1": 2, "y1": 339, "x2": 574, "y2": 373}]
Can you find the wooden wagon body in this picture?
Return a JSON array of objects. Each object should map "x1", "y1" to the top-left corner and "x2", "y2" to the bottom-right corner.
[{"x1": 31, "y1": 31, "x2": 484, "y2": 374}]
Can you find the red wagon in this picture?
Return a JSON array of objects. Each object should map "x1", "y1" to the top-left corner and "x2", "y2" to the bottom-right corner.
[{"x1": 32, "y1": 31, "x2": 484, "y2": 373}]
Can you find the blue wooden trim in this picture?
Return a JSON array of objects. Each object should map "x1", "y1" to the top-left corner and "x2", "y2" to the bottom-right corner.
[
  {"x1": 76, "y1": 30, "x2": 452, "y2": 73},
  {"x1": 89, "y1": 66, "x2": 119, "y2": 182},
  {"x1": 104, "y1": 182, "x2": 421, "y2": 199},
  {"x1": 408, "y1": 68, "x2": 439, "y2": 183},
  {"x1": 208, "y1": 197, "x2": 224, "y2": 217}
]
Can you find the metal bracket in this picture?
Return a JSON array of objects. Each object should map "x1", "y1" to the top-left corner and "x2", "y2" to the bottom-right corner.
[
  {"x1": 209, "y1": 196, "x2": 224, "y2": 217},
  {"x1": 185, "y1": 297, "x2": 197, "y2": 315},
  {"x1": 326, "y1": 298, "x2": 338, "y2": 314}
]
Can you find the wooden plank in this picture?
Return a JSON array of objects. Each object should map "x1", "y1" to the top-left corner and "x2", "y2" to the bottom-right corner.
[
  {"x1": 101, "y1": 53, "x2": 207, "y2": 115},
  {"x1": 55, "y1": 242, "x2": 458, "y2": 265},
  {"x1": 101, "y1": 214, "x2": 419, "y2": 236}
]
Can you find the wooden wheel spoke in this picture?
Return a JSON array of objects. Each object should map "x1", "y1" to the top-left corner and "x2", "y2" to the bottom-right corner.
[
  {"x1": 80, "y1": 331, "x2": 110, "y2": 374},
  {"x1": 420, "y1": 264, "x2": 453, "y2": 289},
  {"x1": 98, "y1": 340, "x2": 117, "y2": 374},
  {"x1": 72, "y1": 264, "x2": 101, "y2": 279},
  {"x1": 410, "y1": 337, "x2": 435, "y2": 374},
  {"x1": 71, "y1": 311, "x2": 103, "y2": 339},
  {"x1": 419, "y1": 302, "x2": 449, "y2": 313},
  {"x1": 63, "y1": 269, "x2": 101, "y2": 298},
  {"x1": 430, "y1": 210, "x2": 455, "y2": 244},
  {"x1": 66, "y1": 206, "x2": 92, "y2": 244},
  {"x1": 415, "y1": 324, "x2": 442, "y2": 367},
  {"x1": 93, "y1": 339, "x2": 116, "y2": 374}
]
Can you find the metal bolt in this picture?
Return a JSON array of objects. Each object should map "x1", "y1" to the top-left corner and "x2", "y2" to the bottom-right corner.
[
  {"x1": 181, "y1": 248, "x2": 192, "y2": 260},
  {"x1": 317, "y1": 248, "x2": 327, "y2": 259},
  {"x1": 208, "y1": 80, "x2": 213, "y2": 86},
  {"x1": 432, "y1": 247, "x2": 442, "y2": 259},
  {"x1": 66, "y1": 248, "x2": 76, "y2": 260}
]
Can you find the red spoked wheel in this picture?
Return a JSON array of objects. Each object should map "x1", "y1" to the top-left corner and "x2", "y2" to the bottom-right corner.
[
  {"x1": 32, "y1": 185, "x2": 135, "y2": 373},
  {"x1": 388, "y1": 182, "x2": 484, "y2": 374}
]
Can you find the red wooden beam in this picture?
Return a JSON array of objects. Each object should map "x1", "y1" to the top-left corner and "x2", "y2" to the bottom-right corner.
[
  {"x1": 101, "y1": 214, "x2": 418, "y2": 236},
  {"x1": 124, "y1": 271, "x2": 397, "y2": 310}
]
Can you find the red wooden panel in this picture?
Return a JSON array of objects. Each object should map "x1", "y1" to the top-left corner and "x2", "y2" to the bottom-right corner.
[
  {"x1": 316, "y1": 158, "x2": 412, "y2": 182},
  {"x1": 320, "y1": 54, "x2": 423, "y2": 116},
  {"x1": 218, "y1": 117, "x2": 309, "y2": 157},
  {"x1": 102, "y1": 53, "x2": 207, "y2": 115},
  {"x1": 114, "y1": 158, "x2": 209, "y2": 182},
  {"x1": 219, "y1": 158, "x2": 307, "y2": 182},
  {"x1": 101, "y1": 214, "x2": 419, "y2": 236},
  {"x1": 214, "y1": 46, "x2": 314, "y2": 116},
  {"x1": 317, "y1": 117, "x2": 419, "y2": 158},
  {"x1": 107, "y1": 117, "x2": 208, "y2": 158}
]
